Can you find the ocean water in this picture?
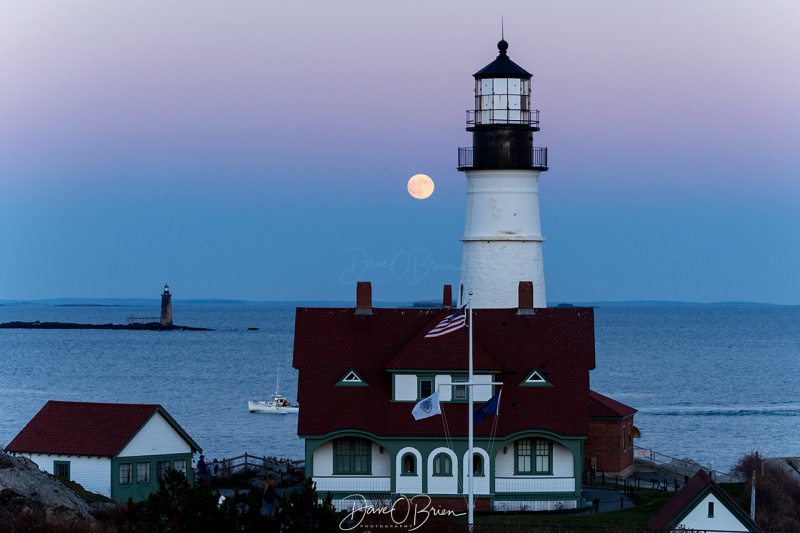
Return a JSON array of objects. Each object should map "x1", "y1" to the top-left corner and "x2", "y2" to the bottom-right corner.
[
  {"x1": 1, "y1": 303, "x2": 798, "y2": 473},
  {"x1": 591, "y1": 306, "x2": 800, "y2": 473}
]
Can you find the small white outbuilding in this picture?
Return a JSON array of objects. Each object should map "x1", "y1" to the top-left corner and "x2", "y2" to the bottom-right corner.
[
  {"x1": 5, "y1": 400, "x2": 201, "y2": 503},
  {"x1": 647, "y1": 469, "x2": 762, "y2": 532}
]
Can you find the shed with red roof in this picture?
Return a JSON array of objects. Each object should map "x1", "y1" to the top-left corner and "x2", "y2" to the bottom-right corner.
[
  {"x1": 647, "y1": 469, "x2": 762, "y2": 532},
  {"x1": 5, "y1": 400, "x2": 201, "y2": 502}
]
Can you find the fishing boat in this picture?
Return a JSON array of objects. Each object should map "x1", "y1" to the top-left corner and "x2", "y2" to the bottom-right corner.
[
  {"x1": 248, "y1": 369, "x2": 299, "y2": 414},
  {"x1": 248, "y1": 393, "x2": 299, "y2": 414}
]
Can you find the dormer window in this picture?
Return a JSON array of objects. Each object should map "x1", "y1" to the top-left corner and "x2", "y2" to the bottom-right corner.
[
  {"x1": 337, "y1": 368, "x2": 368, "y2": 386},
  {"x1": 419, "y1": 378, "x2": 433, "y2": 399},
  {"x1": 453, "y1": 379, "x2": 467, "y2": 400}
]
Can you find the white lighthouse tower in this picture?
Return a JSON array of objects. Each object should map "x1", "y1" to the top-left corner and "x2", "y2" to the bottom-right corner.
[{"x1": 457, "y1": 39, "x2": 549, "y2": 309}]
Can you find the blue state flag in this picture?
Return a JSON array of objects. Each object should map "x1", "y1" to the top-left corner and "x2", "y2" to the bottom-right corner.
[
  {"x1": 412, "y1": 391, "x2": 441, "y2": 420},
  {"x1": 473, "y1": 389, "x2": 502, "y2": 424}
]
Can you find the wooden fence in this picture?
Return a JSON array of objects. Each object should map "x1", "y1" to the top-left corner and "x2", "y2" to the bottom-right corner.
[{"x1": 218, "y1": 453, "x2": 305, "y2": 484}]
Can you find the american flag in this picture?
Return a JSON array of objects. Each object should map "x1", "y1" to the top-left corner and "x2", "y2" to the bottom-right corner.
[{"x1": 424, "y1": 307, "x2": 466, "y2": 338}]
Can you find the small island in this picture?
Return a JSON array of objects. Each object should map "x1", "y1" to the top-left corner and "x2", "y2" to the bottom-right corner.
[
  {"x1": 0, "y1": 285, "x2": 210, "y2": 331},
  {"x1": 0, "y1": 321, "x2": 210, "y2": 331}
]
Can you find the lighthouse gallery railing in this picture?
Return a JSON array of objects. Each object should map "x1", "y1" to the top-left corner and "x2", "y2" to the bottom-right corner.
[{"x1": 458, "y1": 146, "x2": 548, "y2": 170}]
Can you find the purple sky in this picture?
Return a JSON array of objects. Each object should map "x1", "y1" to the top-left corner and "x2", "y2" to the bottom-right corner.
[{"x1": 1, "y1": 1, "x2": 799, "y2": 304}]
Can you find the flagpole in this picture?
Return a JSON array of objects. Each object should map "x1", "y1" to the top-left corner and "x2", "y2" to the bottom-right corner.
[{"x1": 467, "y1": 293, "x2": 474, "y2": 527}]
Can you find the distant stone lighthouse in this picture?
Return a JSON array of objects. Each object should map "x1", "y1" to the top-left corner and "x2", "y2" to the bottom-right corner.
[
  {"x1": 457, "y1": 39, "x2": 549, "y2": 309},
  {"x1": 160, "y1": 284, "x2": 173, "y2": 327}
]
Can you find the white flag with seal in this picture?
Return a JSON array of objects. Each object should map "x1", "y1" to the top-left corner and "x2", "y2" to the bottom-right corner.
[{"x1": 412, "y1": 391, "x2": 441, "y2": 420}]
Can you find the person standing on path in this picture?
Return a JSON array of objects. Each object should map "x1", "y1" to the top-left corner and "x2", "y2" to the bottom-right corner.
[{"x1": 263, "y1": 474, "x2": 277, "y2": 516}]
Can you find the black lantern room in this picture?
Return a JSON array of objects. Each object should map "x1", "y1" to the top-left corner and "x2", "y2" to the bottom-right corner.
[{"x1": 458, "y1": 40, "x2": 548, "y2": 171}]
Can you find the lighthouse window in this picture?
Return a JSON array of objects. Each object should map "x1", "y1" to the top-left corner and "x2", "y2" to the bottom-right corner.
[{"x1": 480, "y1": 79, "x2": 493, "y2": 98}]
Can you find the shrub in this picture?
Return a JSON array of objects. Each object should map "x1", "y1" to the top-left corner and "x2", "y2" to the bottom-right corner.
[{"x1": 733, "y1": 452, "x2": 800, "y2": 532}]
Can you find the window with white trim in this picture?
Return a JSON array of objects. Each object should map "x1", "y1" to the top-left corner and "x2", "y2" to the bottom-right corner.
[
  {"x1": 433, "y1": 453, "x2": 452, "y2": 476},
  {"x1": 402, "y1": 453, "x2": 416, "y2": 475}
]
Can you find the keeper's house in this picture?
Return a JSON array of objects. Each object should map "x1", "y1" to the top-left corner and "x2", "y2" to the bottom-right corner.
[
  {"x1": 293, "y1": 282, "x2": 635, "y2": 512},
  {"x1": 5, "y1": 400, "x2": 201, "y2": 503}
]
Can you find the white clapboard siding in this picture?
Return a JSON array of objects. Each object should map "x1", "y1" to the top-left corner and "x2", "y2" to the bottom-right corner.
[
  {"x1": 330, "y1": 496, "x2": 394, "y2": 513},
  {"x1": 394, "y1": 375, "x2": 417, "y2": 401},
  {"x1": 312, "y1": 441, "x2": 334, "y2": 476},
  {"x1": 552, "y1": 444, "x2": 574, "y2": 477},
  {"x1": 495, "y1": 476, "x2": 575, "y2": 493},
  {"x1": 314, "y1": 476, "x2": 391, "y2": 492},
  {"x1": 493, "y1": 499, "x2": 576, "y2": 512},
  {"x1": 27, "y1": 454, "x2": 112, "y2": 497},
  {"x1": 395, "y1": 447, "x2": 423, "y2": 495},
  {"x1": 680, "y1": 493, "x2": 750, "y2": 532},
  {"x1": 371, "y1": 443, "x2": 390, "y2": 477},
  {"x1": 118, "y1": 413, "x2": 191, "y2": 457},
  {"x1": 494, "y1": 446, "x2": 514, "y2": 476},
  {"x1": 426, "y1": 448, "x2": 459, "y2": 494},
  {"x1": 436, "y1": 375, "x2": 452, "y2": 401},
  {"x1": 472, "y1": 374, "x2": 492, "y2": 402}
]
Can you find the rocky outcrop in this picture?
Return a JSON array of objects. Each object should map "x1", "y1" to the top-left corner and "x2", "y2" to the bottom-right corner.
[
  {"x1": 0, "y1": 453, "x2": 98, "y2": 528},
  {"x1": 0, "y1": 321, "x2": 210, "y2": 330}
]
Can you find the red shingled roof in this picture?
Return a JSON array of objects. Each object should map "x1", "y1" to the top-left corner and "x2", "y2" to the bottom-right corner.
[
  {"x1": 386, "y1": 310, "x2": 501, "y2": 371},
  {"x1": 647, "y1": 470, "x2": 762, "y2": 531},
  {"x1": 293, "y1": 306, "x2": 596, "y2": 439},
  {"x1": 4, "y1": 400, "x2": 200, "y2": 457},
  {"x1": 588, "y1": 390, "x2": 637, "y2": 419}
]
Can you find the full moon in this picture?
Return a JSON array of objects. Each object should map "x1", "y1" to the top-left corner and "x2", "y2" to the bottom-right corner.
[{"x1": 407, "y1": 174, "x2": 435, "y2": 200}]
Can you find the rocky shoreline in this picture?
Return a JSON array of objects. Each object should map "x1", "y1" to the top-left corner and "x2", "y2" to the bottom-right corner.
[
  {"x1": 0, "y1": 454, "x2": 105, "y2": 529},
  {"x1": 0, "y1": 321, "x2": 211, "y2": 331}
]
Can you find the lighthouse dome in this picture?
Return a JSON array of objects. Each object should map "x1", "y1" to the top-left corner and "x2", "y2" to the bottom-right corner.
[{"x1": 473, "y1": 40, "x2": 532, "y2": 80}]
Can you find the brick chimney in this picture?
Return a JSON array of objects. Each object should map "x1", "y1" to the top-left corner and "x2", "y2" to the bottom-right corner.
[
  {"x1": 517, "y1": 281, "x2": 535, "y2": 315},
  {"x1": 355, "y1": 281, "x2": 373, "y2": 315},
  {"x1": 442, "y1": 285, "x2": 453, "y2": 308}
]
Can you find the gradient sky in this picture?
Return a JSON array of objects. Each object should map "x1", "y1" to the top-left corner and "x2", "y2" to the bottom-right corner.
[{"x1": 1, "y1": 1, "x2": 798, "y2": 304}]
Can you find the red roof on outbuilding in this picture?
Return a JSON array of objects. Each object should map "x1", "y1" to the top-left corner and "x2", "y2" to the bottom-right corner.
[
  {"x1": 5, "y1": 400, "x2": 200, "y2": 457},
  {"x1": 647, "y1": 469, "x2": 762, "y2": 531},
  {"x1": 293, "y1": 306, "x2": 596, "y2": 439},
  {"x1": 588, "y1": 390, "x2": 637, "y2": 419}
]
